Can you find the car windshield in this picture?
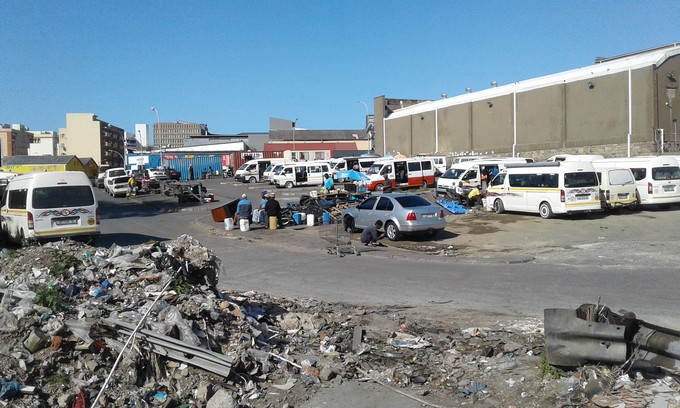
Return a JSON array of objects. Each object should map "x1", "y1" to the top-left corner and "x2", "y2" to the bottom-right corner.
[
  {"x1": 442, "y1": 168, "x2": 466, "y2": 179},
  {"x1": 32, "y1": 186, "x2": 95, "y2": 209},
  {"x1": 394, "y1": 195, "x2": 432, "y2": 208},
  {"x1": 652, "y1": 166, "x2": 680, "y2": 180},
  {"x1": 367, "y1": 163, "x2": 384, "y2": 175},
  {"x1": 108, "y1": 170, "x2": 126, "y2": 177},
  {"x1": 564, "y1": 172, "x2": 599, "y2": 188}
]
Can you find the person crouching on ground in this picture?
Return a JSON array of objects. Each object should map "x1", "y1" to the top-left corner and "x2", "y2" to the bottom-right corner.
[
  {"x1": 361, "y1": 220, "x2": 385, "y2": 246},
  {"x1": 237, "y1": 193, "x2": 253, "y2": 228}
]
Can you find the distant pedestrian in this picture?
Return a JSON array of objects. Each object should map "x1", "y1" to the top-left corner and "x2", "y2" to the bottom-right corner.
[
  {"x1": 188, "y1": 165, "x2": 194, "y2": 180},
  {"x1": 323, "y1": 173, "x2": 334, "y2": 190},
  {"x1": 264, "y1": 192, "x2": 282, "y2": 229},
  {"x1": 259, "y1": 190, "x2": 268, "y2": 226},
  {"x1": 361, "y1": 220, "x2": 385, "y2": 246},
  {"x1": 237, "y1": 193, "x2": 253, "y2": 230}
]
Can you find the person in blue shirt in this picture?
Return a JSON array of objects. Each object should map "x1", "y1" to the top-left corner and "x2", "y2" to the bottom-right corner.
[
  {"x1": 259, "y1": 190, "x2": 268, "y2": 226},
  {"x1": 237, "y1": 194, "x2": 253, "y2": 227},
  {"x1": 323, "y1": 173, "x2": 334, "y2": 190}
]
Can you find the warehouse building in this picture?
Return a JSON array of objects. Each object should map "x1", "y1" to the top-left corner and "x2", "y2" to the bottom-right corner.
[{"x1": 373, "y1": 43, "x2": 680, "y2": 160}]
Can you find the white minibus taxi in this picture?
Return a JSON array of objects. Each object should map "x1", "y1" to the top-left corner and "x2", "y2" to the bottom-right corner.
[
  {"x1": 365, "y1": 158, "x2": 435, "y2": 191},
  {"x1": 1, "y1": 171, "x2": 100, "y2": 243},
  {"x1": 485, "y1": 161, "x2": 601, "y2": 219},
  {"x1": 273, "y1": 161, "x2": 332, "y2": 188},
  {"x1": 235, "y1": 158, "x2": 288, "y2": 183},
  {"x1": 592, "y1": 157, "x2": 680, "y2": 206},
  {"x1": 593, "y1": 167, "x2": 638, "y2": 209},
  {"x1": 437, "y1": 158, "x2": 531, "y2": 196}
]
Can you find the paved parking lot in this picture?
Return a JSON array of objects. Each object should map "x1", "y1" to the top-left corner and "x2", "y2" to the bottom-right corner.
[{"x1": 125, "y1": 177, "x2": 680, "y2": 268}]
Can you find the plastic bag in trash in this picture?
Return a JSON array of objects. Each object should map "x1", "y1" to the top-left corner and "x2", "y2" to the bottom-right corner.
[{"x1": 0, "y1": 378, "x2": 21, "y2": 399}]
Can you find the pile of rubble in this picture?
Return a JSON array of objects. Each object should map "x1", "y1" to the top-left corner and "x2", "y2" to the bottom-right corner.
[{"x1": 0, "y1": 236, "x2": 679, "y2": 407}]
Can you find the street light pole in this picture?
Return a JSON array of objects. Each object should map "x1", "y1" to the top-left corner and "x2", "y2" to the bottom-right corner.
[
  {"x1": 108, "y1": 149, "x2": 125, "y2": 167},
  {"x1": 359, "y1": 101, "x2": 371, "y2": 154},
  {"x1": 292, "y1": 117, "x2": 298, "y2": 160},
  {"x1": 151, "y1": 106, "x2": 160, "y2": 148}
]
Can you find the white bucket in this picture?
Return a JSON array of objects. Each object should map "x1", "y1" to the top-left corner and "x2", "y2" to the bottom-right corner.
[
  {"x1": 239, "y1": 219, "x2": 250, "y2": 232},
  {"x1": 306, "y1": 214, "x2": 315, "y2": 226},
  {"x1": 224, "y1": 218, "x2": 234, "y2": 231}
]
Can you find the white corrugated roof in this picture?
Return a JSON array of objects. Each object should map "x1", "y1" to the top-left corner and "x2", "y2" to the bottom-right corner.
[
  {"x1": 159, "y1": 142, "x2": 247, "y2": 153},
  {"x1": 388, "y1": 43, "x2": 680, "y2": 120}
]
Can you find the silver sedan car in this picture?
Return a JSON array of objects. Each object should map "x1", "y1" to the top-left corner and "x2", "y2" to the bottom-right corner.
[{"x1": 342, "y1": 193, "x2": 446, "y2": 241}]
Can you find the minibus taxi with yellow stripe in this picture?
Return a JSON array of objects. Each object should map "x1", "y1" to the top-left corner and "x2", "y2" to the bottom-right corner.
[
  {"x1": 485, "y1": 161, "x2": 601, "y2": 219},
  {"x1": 1, "y1": 171, "x2": 100, "y2": 244}
]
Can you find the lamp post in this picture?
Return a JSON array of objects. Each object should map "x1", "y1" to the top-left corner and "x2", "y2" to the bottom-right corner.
[
  {"x1": 292, "y1": 117, "x2": 298, "y2": 160},
  {"x1": 359, "y1": 101, "x2": 371, "y2": 153},
  {"x1": 108, "y1": 149, "x2": 125, "y2": 167},
  {"x1": 151, "y1": 106, "x2": 160, "y2": 148}
]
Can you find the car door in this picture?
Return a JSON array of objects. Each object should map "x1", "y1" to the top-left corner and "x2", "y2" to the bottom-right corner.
[
  {"x1": 352, "y1": 196, "x2": 378, "y2": 229},
  {"x1": 374, "y1": 196, "x2": 395, "y2": 223}
]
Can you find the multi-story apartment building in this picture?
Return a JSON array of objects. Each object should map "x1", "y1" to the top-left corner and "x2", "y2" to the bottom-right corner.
[
  {"x1": 153, "y1": 121, "x2": 208, "y2": 148},
  {"x1": 0, "y1": 124, "x2": 33, "y2": 158},
  {"x1": 58, "y1": 113, "x2": 125, "y2": 168},
  {"x1": 28, "y1": 130, "x2": 58, "y2": 156}
]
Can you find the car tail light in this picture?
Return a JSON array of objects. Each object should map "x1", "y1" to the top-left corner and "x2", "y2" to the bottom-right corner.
[
  {"x1": 648, "y1": 182, "x2": 653, "y2": 195},
  {"x1": 27, "y1": 212, "x2": 34, "y2": 230},
  {"x1": 440, "y1": 209, "x2": 445, "y2": 218},
  {"x1": 560, "y1": 189, "x2": 565, "y2": 202},
  {"x1": 96, "y1": 207, "x2": 100, "y2": 225},
  {"x1": 406, "y1": 211, "x2": 417, "y2": 221}
]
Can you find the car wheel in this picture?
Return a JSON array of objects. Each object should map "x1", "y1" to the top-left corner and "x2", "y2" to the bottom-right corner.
[
  {"x1": 374, "y1": 183, "x2": 384, "y2": 192},
  {"x1": 421, "y1": 180, "x2": 428, "y2": 188},
  {"x1": 249, "y1": 177, "x2": 257, "y2": 184},
  {"x1": 493, "y1": 199, "x2": 505, "y2": 214},
  {"x1": 344, "y1": 216, "x2": 355, "y2": 233},
  {"x1": 539, "y1": 201, "x2": 553, "y2": 219},
  {"x1": 285, "y1": 181, "x2": 294, "y2": 189},
  {"x1": 385, "y1": 222, "x2": 400, "y2": 241}
]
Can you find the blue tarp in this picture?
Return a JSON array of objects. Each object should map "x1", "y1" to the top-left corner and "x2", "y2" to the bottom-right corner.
[
  {"x1": 437, "y1": 199, "x2": 469, "y2": 214},
  {"x1": 335, "y1": 169, "x2": 369, "y2": 181}
]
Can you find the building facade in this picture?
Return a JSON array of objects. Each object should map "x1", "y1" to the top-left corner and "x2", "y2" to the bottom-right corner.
[
  {"x1": 0, "y1": 124, "x2": 33, "y2": 158},
  {"x1": 153, "y1": 121, "x2": 208, "y2": 149},
  {"x1": 374, "y1": 43, "x2": 680, "y2": 160},
  {"x1": 58, "y1": 113, "x2": 126, "y2": 168},
  {"x1": 28, "y1": 130, "x2": 58, "y2": 156}
]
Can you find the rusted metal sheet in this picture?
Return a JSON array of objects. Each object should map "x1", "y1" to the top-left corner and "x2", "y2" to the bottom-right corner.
[
  {"x1": 545, "y1": 304, "x2": 680, "y2": 372},
  {"x1": 544, "y1": 308, "x2": 628, "y2": 366}
]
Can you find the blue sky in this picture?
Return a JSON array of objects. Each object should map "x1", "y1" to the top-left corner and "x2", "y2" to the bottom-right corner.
[{"x1": 1, "y1": 1, "x2": 678, "y2": 137}]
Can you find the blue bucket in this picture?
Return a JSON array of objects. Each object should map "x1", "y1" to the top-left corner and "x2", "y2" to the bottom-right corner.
[
  {"x1": 322, "y1": 213, "x2": 331, "y2": 224},
  {"x1": 293, "y1": 213, "x2": 302, "y2": 225}
]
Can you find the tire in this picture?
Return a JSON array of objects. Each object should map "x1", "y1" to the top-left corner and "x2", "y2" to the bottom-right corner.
[
  {"x1": 344, "y1": 216, "x2": 355, "y2": 233},
  {"x1": 421, "y1": 180, "x2": 428, "y2": 189},
  {"x1": 493, "y1": 199, "x2": 505, "y2": 214},
  {"x1": 374, "y1": 183, "x2": 384, "y2": 192},
  {"x1": 385, "y1": 222, "x2": 401, "y2": 241},
  {"x1": 285, "y1": 181, "x2": 294, "y2": 189},
  {"x1": 539, "y1": 202, "x2": 553, "y2": 219},
  {"x1": 248, "y1": 177, "x2": 257, "y2": 184}
]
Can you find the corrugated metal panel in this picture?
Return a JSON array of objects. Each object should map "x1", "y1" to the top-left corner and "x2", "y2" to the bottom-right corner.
[
  {"x1": 231, "y1": 151, "x2": 284, "y2": 171},
  {"x1": 165, "y1": 154, "x2": 224, "y2": 180}
]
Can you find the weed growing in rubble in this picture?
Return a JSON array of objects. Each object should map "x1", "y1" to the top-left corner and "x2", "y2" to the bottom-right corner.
[
  {"x1": 50, "y1": 252, "x2": 80, "y2": 278},
  {"x1": 539, "y1": 355, "x2": 565, "y2": 379},
  {"x1": 170, "y1": 274, "x2": 188, "y2": 294},
  {"x1": 46, "y1": 374, "x2": 70, "y2": 384},
  {"x1": 34, "y1": 286, "x2": 66, "y2": 311}
]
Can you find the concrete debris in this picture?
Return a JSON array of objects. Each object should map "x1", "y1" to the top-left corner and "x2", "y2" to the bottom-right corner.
[{"x1": 1, "y1": 238, "x2": 679, "y2": 406}]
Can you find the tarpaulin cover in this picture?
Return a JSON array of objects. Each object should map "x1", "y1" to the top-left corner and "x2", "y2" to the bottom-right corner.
[
  {"x1": 437, "y1": 199, "x2": 469, "y2": 214},
  {"x1": 335, "y1": 170, "x2": 369, "y2": 181}
]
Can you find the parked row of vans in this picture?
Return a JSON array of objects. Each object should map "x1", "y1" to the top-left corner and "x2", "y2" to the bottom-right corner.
[
  {"x1": 436, "y1": 158, "x2": 534, "y2": 196},
  {"x1": 484, "y1": 156, "x2": 680, "y2": 219},
  {"x1": 1, "y1": 171, "x2": 100, "y2": 243}
]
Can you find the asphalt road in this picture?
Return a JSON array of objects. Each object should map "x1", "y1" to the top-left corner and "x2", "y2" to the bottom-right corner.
[{"x1": 95, "y1": 178, "x2": 680, "y2": 329}]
